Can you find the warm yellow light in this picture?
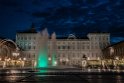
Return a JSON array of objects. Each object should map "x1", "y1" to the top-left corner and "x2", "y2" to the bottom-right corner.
[
  {"x1": 19, "y1": 58, "x2": 21, "y2": 60},
  {"x1": 87, "y1": 57, "x2": 90, "y2": 60},
  {"x1": 97, "y1": 57, "x2": 100, "y2": 60},
  {"x1": 23, "y1": 58, "x2": 26, "y2": 60},
  {"x1": 115, "y1": 57, "x2": 119, "y2": 60}
]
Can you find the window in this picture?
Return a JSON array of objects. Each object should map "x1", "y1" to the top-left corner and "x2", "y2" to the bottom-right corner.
[
  {"x1": 91, "y1": 46, "x2": 94, "y2": 49},
  {"x1": 28, "y1": 46, "x2": 31, "y2": 49},
  {"x1": 24, "y1": 37, "x2": 27, "y2": 40},
  {"x1": 91, "y1": 37, "x2": 93, "y2": 40},
  {"x1": 62, "y1": 46, "x2": 66, "y2": 49},
  {"x1": 29, "y1": 36, "x2": 31, "y2": 40},
  {"x1": 34, "y1": 37, "x2": 36, "y2": 40},
  {"x1": 73, "y1": 46, "x2": 75, "y2": 49},
  {"x1": 103, "y1": 37, "x2": 105, "y2": 40},
  {"x1": 58, "y1": 46, "x2": 60, "y2": 49},
  {"x1": 87, "y1": 46, "x2": 89, "y2": 49},
  {"x1": 95, "y1": 37, "x2": 97, "y2": 40},
  {"x1": 68, "y1": 46, "x2": 70, "y2": 49},
  {"x1": 82, "y1": 46, "x2": 84, "y2": 49},
  {"x1": 28, "y1": 54, "x2": 30, "y2": 58},
  {"x1": 95, "y1": 46, "x2": 98, "y2": 49},
  {"x1": 33, "y1": 46, "x2": 35, "y2": 50},
  {"x1": 72, "y1": 42, "x2": 75, "y2": 44},
  {"x1": 17, "y1": 37, "x2": 20, "y2": 40},
  {"x1": 33, "y1": 53, "x2": 35, "y2": 58},
  {"x1": 63, "y1": 42, "x2": 65, "y2": 44},
  {"x1": 77, "y1": 46, "x2": 80, "y2": 49},
  {"x1": 21, "y1": 37, "x2": 23, "y2": 40},
  {"x1": 99, "y1": 37, "x2": 101, "y2": 40}
]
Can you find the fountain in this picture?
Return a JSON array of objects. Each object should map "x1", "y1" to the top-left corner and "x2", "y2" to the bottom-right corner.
[
  {"x1": 37, "y1": 48, "x2": 48, "y2": 68},
  {"x1": 51, "y1": 32, "x2": 57, "y2": 66},
  {"x1": 36, "y1": 28, "x2": 49, "y2": 68},
  {"x1": 52, "y1": 52, "x2": 57, "y2": 66},
  {"x1": 36, "y1": 30, "x2": 58, "y2": 68}
]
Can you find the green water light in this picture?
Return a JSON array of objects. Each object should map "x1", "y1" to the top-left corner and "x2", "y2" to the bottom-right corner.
[
  {"x1": 52, "y1": 52, "x2": 57, "y2": 66},
  {"x1": 37, "y1": 48, "x2": 48, "y2": 68}
]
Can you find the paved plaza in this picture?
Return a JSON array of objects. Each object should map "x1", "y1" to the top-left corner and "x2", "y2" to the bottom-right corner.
[{"x1": 0, "y1": 67, "x2": 124, "y2": 83}]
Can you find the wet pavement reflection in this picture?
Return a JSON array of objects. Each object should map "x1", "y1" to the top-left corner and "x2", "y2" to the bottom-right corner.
[{"x1": 0, "y1": 68, "x2": 124, "y2": 83}]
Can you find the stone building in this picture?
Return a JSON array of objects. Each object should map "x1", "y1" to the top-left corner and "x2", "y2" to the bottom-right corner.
[
  {"x1": 103, "y1": 41, "x2": 124, "y2": 60},
  {"x1": 16, "y1": 25, "x2": 110, "y2": 66}
]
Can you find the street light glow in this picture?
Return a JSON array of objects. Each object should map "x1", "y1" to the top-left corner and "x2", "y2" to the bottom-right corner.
[
  {"x1": 23, "y1": 58, "x2": 26, "y2": 61},
  {"x1": 54, "y1": 61, "x2": 57, "y2": 66},
  {"x1": 48, "y1": 57, "x2": 51, "y2": 61}
]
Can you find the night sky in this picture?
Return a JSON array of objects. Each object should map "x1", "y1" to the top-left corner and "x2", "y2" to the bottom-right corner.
[{"x1": 0, "y1": 0, "x2": 124, "y2": 43}]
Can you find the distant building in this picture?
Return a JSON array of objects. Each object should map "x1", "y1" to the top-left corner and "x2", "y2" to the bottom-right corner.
[
  {"x1": 16, "y1": 25, "x2": 110, "y2": 66},
  {"x1": 103, "y1": 41, "x2": 124, "y2": 60}
]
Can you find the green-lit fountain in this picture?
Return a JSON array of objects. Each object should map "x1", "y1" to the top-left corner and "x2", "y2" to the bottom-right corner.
[
  {"x1": 51, "y1": 32, "x2": 57, "y2": 66},
  {"x1": 36, "y1": 29, "x2": 49, "y2": 68},
  {"x1": 37, "y1": 48, "x2": 48, "y2": 68},
  {"x1": 52, "y1": 52, "x2": 56, "y2": 66},
  {"x1": 36, "y1": 29, "x2": 57, "y2": 68}
]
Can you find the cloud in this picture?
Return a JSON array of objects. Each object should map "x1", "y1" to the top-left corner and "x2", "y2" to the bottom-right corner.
[
  {"x1": 32, "y1": 0, "x2": 42, "y2": 6},
  {"x1": 0, "y1": 0, "x2": 20, "y2": 8},
  {"x1": 32, "y1": 11, "x2": 51, "y2": 18}
]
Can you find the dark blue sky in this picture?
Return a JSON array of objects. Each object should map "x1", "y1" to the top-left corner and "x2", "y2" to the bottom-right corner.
[{"x1": 0, "y1": 0, "x2": 124, "y2": 43}]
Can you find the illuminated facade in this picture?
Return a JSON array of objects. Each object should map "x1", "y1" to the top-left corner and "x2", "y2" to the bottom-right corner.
[
  {"x1": 103, "y1": 41, "x2": 124, "y2": 59},
  {"x1": 16, "y1": 26, "x2": 110, "y2": 66}
]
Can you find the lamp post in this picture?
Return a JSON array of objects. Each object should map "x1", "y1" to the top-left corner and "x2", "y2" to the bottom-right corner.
[
  {"x1": 82, "y1": 55, "x2": 87, "y2": 69},
  {"x1": 23, "y1": 57, "x2": 26, "y2": 67},
  {"x1": 12, "y1": 51, "x2": 20, "y2": 67},
  {"x1": 114, "y1": 56, "x2": 119, "y2": 69},
  {"x1": 110, "y1": 47, "x2": 114, "y2": 68},
  {"x1": 0, "y1": 57, "x2": 1, "y2": 67},
  {"x1": 54, "y1": 61, "x2": 57, "y2": 66},
  {"x1": 66, "y1": 58, "x2": 69, "y2": 65}
]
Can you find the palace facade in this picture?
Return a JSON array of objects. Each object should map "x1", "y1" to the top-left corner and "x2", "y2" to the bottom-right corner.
[{"x1": 16, "y1": 26, "x2": 110, "y2": 66}]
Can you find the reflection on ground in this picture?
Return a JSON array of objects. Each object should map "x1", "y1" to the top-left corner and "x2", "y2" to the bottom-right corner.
[{"x1": 0, "y1": 67, "x2": 124, "y2": 83}]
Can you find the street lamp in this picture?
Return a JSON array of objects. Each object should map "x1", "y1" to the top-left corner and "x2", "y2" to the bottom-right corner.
[
  {"x1": 23, "y1": 57, "x2": 26, "y2": 61},
  {"x1": 54, "y1": 61, "x2": 57, "y2": 66},
  {"x1": 12, "y1": 52, "x2": 19, "y2": 57},
  {"x1": 110, "y1": 47, "x2": 114, "y2": 56},
  {"x1": 22, "y1": 58, "x2": 26, "y2": 67},
  {"x1": 12, "y1": 51, "x2": 20, "y2": 67},
  {"x1": 19, "y1": 58, "x2": 21, "y2": 60},
  {"x1": 109, "y1": 47, "x2": 115, "y2": 67},
  {"x1": 0, "y1": 57, "x2": 1, "y2": 67},
  {"x1": 115, "y1": 56, "x2": 119, "y2": 60},
  {"x1": 48, "y1": 57, "x2": 51, "y2": 61},
  {"x1": 82, "y1": 55, "x2": 87, "y2": 68},
  {"x1": 87, "y1": 57, "x2": 90, "y2": 60}
]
